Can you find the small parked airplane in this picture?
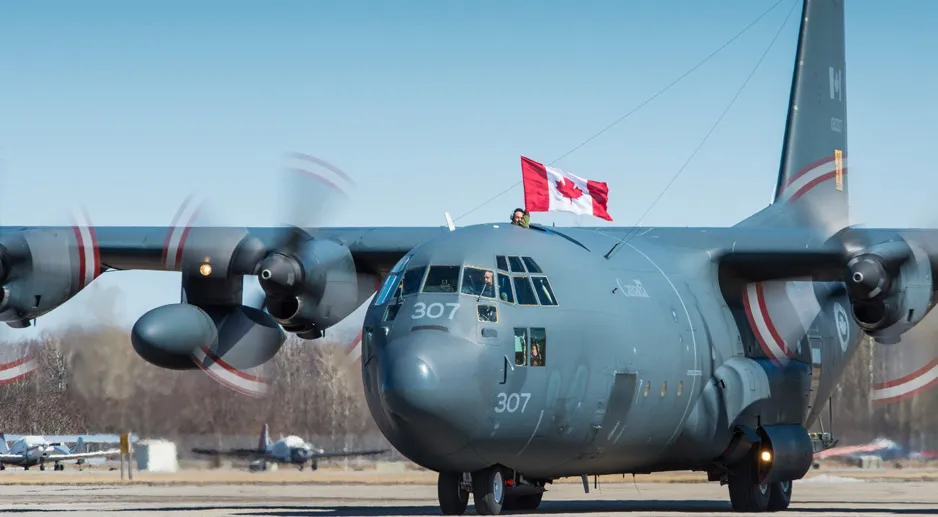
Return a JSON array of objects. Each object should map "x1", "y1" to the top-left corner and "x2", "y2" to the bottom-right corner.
[
  {"x1": 0, "y1": 433, "x2": 121, "y2": 471},
  {"x1": 192, "y1": 423, "x2": 389, "y2": 471}
]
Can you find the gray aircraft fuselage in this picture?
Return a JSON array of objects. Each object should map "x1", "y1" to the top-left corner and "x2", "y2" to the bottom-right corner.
[{"x1": 361, "y1": 222, "x2": 861, "y2": 479}]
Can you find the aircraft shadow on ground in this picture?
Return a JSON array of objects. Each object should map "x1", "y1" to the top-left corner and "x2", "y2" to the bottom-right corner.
[
  {"x1": 236, "y1": 500, "x2": 938, "y2": 516},
  {"x1": 3, "y1": 501, "x2": 935, "y2": 515}
]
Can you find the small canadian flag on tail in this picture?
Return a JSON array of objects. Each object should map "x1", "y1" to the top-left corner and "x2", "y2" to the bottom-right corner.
[{"x1": 520, "y1": 156, "x2": 613, "y2": 221}]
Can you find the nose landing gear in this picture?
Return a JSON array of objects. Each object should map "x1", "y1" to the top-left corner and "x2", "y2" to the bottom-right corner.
[{"x1": 437, "y1": 466, "x2": 546, "y2": 515}]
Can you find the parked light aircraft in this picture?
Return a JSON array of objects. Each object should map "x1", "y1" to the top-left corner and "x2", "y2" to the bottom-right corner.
[
  {"x1": 1, "y1": 0, "x2": 936, "y2": 513},
  {"x1": 0, "y1": 434, "x2": 120, "y2": 471},
  {"x1": 191, "y1": 423, "x2": 388, "y2": 471}
]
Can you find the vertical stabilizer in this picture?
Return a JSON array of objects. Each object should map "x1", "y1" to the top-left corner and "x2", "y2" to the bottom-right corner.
[
  {"x1": 72, "y1": 436, "x2": 86, "y2": 454},
  {"x1": 259, "y1": 423, "x2": 271, "y2": 449},
  {"x1": 0, "y1": 434, "x2": 8, "y2": 454},
  {"x1": 739, "y1": 0, "x2": 848, "y2": 232}
]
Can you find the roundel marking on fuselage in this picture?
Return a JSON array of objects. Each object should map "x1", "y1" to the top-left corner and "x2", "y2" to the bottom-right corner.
[{"x1": 833, "y1": 301, "x2": 850, "y2": 352}]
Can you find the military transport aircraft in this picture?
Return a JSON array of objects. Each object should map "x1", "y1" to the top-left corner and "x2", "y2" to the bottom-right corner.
[
  {"x1": 191, "y1": 423, "x2": 388, "y2": 471},
  {"x1": 0, "y1": 0, "x2": 935, "y2": 514}
]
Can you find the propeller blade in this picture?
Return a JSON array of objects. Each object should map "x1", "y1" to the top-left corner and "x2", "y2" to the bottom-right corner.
[
  {"x1": 870, "y1": 308, "x2": 938, "y2": 404},
  {"x1": 0, "y1": 343, "x2": 38, "y2": 384},
  {"x1": 742, "y1": 278, "x2": 825, "y2": 367},
  {"x1": 163, "y1": 193, "x2": 279, "y2": 397}
]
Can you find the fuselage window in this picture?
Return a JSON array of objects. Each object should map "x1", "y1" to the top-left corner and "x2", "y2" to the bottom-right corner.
[
  {"x1": 477, "y1": 304, "x2": 497, "y2": 322},
  {"x1": 496, "y1": 255, "x2": 508, "y2": 272},
  {"x1": 461, "y1": 267, "x2": 495, "y2": 298},
  {"x1": 508, "y1": 256, "x2": 526, "y2": 272},
  {"x1": 513, "y1": 276, "x2": 538, "y2": 305},
  {"x1": 423, "y1": 265, "x2": 461, "y2": 293},
  {"x1": 513, "y1": 328, "x2": 528, "y2": 366},
  {"x1": 521, "y1": 257, "x2": 542, "y2": 273},
  {"x1": 401, "y1": 266, "x2": 427, "y2": 296},
  {"x1": 530, "y1": 327, "x2": 546, "y2": 366},
  {"x1": 497, "y1": 273, "x2": 514, "y2": 303},
  {"x1": 531, "y1": 277, "x2": 558, "y2": 305}
]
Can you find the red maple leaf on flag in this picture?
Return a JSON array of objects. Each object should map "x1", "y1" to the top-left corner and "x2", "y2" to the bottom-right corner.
[{"x1": 555, "y1": 178, "x2": 583, "y2": 200}]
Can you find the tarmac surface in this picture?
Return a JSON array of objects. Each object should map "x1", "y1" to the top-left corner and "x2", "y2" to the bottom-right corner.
[{"x1": 1, "y1": 476, "x2": 935, "y2": 516}]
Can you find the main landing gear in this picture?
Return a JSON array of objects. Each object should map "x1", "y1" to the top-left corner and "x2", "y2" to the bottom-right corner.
[
  {"x1": 725, "y1": 452, "x2": 793, "y2": 512},
  {"x1": 437, "y1": 466, "x2": 546, "y2": 515}
]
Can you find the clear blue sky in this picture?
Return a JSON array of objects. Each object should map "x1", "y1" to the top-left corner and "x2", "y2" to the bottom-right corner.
[{"x1": 2, "y1": 0, "x2": 937, "y2": 342}]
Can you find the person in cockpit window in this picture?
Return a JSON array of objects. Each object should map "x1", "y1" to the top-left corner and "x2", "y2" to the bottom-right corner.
[
  {"x1": 511, "y1": 208, "x2": 530, "y2": 228},
  {"x1": 481, "y1": 270, "x2": 496, "y2": 298},
  {"x1": 531, "y1": 344, "x2": 543, "y2": 366}
]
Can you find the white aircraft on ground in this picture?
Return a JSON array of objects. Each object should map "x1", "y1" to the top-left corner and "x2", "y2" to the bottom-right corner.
[
  {"x1": 192, "y1": 423, "x2": 389, "y2": 471},
  {"x1": 0, "y1": 433, "x2": 121, "y2": 471}
]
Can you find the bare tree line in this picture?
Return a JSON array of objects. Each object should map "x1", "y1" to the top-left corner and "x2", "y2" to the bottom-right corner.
[{"x1": 0, "y1": 325, "x2": 936, "y2": 453}]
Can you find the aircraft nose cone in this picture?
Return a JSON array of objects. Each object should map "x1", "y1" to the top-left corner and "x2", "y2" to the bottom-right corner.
[
  {"x1": 381, "y1": 354, "x2": 438, "y2": 414},
  {"x1": 376, "y1": 330, "x2": 484, "y2": 460}
]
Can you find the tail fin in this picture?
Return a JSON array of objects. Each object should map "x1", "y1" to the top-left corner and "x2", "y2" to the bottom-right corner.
[
  {"x1": 72, "y1": 436, "x2": 86, "y2": 454},
  {"x1": 739, "y1": 0, "x2": 848, "y2": 231},
  {"x1": 258, "y1": 423, "x2": 271, "y2": 449},
  {"x1": 0, "y1": 434, "x2": 8, "y2": 454}
]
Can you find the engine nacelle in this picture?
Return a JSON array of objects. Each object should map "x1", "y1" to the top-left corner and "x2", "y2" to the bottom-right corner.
[
  {"x1": 131, "y1": 302, "x2": 286, "y2": 370},
  {"x1": 845, "y1": 239, "x2": 934, "y2": 343},
  {"x1": 0, "y1": 228, "x2": 97, "y2": 327},
  {"x1": 261, "y1": 238, "x2": 362, "y2": 340}
]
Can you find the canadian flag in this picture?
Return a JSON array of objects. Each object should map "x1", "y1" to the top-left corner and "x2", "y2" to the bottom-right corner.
[{"x1": 520, "y1": 156, "x2": 612, "y2": 221}]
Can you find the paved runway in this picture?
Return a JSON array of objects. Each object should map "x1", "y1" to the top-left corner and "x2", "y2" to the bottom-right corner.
[{"x1": 1, "y1": 478, "x2": 935, "y2": 516}]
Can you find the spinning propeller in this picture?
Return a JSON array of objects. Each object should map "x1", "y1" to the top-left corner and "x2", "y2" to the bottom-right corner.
[
  {"x1": 166, "y1": 152, "x2": 372, "y2": 397},
  {"x1": 740, "y1": 204, "x2": 938, "y2": 404}
]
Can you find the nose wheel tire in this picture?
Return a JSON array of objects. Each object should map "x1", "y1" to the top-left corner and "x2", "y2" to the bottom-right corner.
[
  {"x1": 472, "y1": 466, "x2": 505, "y2": 515},
  {"x1": 437, "y1": 471, "x2": 470, "y2": 515}
]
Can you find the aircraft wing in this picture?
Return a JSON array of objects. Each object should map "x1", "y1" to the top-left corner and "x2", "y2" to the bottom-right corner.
[
  {"x1": 0, "y1": 453, "x2": 25, "y2": 462},
  {"x1": 190, "y1": 447, "x2": 269, "y2": 461},
  {"x1": 46, "y1": 449, "x2": 121, "y2": 461},
  {"x1": 307, "y1": 448, "x2": 390, "y2": 460}
]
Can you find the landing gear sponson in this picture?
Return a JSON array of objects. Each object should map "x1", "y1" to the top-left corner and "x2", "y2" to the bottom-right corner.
[{"x1": 438, "y1": 467, "x2": 545, "y2": 515}]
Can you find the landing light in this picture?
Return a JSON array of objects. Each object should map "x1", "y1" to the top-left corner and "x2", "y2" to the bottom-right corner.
[
  {"x1": 199, "y1": 263, "x2": 213, "y2": 276},
  {"x1": 760, "y1": 450, "x2": 772, "y2": 463}
]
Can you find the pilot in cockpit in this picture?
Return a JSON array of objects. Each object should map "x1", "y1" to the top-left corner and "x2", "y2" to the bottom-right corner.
[{"x1": 461, "y1": 268, "x2": 498, "y2": 299}]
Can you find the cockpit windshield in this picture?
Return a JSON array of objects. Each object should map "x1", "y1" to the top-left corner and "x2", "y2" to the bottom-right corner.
[
  {"x1": 461, "y1": 267, "x2": 496, "y2": 298},
  {"x1": 423, "y1": 265, "x2": 460, "y2": 293},
  {"x1": 372, "y1": 254, "x2": 557, "y2": 308}
]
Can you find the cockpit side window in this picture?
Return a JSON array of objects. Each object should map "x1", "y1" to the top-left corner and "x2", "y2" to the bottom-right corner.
[
  {"x1": 401, "y1": 266, "x2": 427, "y2": 296},
  {"x1": 508, "y1": 256, "x2": 526, "y2": 272},
  {"x1": 497, "y1": 273, "x2": 514, "y2": 303},
  {"x1": 461, "y1": 267, "x2": 496, "y2": 298},
  {"x1": 423, "y1": 265, "x2": 461, "y2": 293},
  {"x1": 373, "y1": 254, "x2": 412, "y2": 306},
  {"x1": 513, "y1": 276, "x2": 538, "y2": 305},
  {"x1": 530, "y1": 327, "x2": 546, "y2": 366},
  {"x1": 521, "y1": 257, "x2": 542, "y2": 273},
  {"x1": 531, "y1": 277, "x2": 557, "y2": 305},
  {"x1": 514, "y1": 328, "x2": 528, "y2": 366}
]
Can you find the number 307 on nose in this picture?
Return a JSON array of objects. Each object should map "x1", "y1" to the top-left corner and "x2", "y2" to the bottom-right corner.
[{"x1": 411, "y1": 302, "x2": 460, "y2": 319}]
